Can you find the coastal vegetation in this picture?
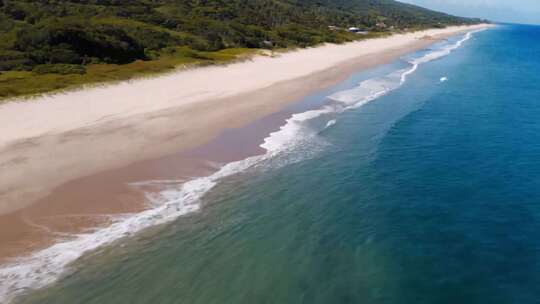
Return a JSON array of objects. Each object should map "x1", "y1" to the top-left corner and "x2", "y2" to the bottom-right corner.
[{"x1": 0, "y1": 0, "x2": 482, "y2": 99}]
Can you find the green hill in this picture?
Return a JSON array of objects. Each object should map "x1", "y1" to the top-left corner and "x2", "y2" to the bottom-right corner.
[{"x1": 0, "y1": 0, "x2": 482, "y2": 99}]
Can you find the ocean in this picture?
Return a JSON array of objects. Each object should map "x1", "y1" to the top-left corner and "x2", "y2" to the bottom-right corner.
[{"x1": 6, "y1": 24, "x2": 540, "y2": 303}]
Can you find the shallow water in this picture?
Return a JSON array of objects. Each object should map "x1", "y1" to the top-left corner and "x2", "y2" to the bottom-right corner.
[{"x1": 12, "y1": 24, "x2": 540, "y2": 304}]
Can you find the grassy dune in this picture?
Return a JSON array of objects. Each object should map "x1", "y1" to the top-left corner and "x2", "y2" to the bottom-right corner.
[{"x1": 0, "y1": 48, "x2": 256, "y2": 101}]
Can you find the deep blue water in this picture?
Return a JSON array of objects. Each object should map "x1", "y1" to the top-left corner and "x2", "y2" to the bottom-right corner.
[{"x1": 17, "y1": 24, "x2": 540, "y2": 303}]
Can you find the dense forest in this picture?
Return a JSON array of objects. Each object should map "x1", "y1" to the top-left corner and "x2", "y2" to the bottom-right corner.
[{"x1": 0, "y1": 0, "x2": 482, "y2": 98}]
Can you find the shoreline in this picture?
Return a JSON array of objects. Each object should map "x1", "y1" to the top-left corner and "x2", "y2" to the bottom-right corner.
[
  {"x1": 0, "y1": 25, "x2": 492, "y2": 297},
  {"x1": 0, "y1": 24, "x2": 490, "y2": 215},
  {"x1": 0, "y1": 24, "x2": 490, "y2": 260}
]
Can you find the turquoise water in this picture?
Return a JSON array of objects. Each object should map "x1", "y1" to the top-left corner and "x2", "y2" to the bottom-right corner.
[{"x1": 15, "y1": 24, "x2": 540, "y2": 303}]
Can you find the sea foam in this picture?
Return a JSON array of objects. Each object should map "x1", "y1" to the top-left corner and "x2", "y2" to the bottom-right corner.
[{"x1": 0, "y1": 29, "x2": 482, "y2": 303}]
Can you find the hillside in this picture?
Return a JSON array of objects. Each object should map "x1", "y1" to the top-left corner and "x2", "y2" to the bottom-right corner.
[{"x1": 0, "y1": 0, "x2": 481, "y2": 99}]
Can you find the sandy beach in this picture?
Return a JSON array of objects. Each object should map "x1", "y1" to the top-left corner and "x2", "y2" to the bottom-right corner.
[{"x1": 0, "y1": 24, "x2": 490, "y2": 262}]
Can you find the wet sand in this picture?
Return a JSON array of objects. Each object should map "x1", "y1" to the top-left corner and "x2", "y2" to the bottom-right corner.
[
  {"x1": 0, "y1": 91, "x2": 300, "y2": 262},
  {"x1": 0, "y1": 25, "x2": 491, "y2": 263}
]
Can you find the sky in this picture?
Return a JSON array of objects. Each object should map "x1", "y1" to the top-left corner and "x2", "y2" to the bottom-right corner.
[{"x1": 399, "y1": 0, "x2": 540, "y2": 25}]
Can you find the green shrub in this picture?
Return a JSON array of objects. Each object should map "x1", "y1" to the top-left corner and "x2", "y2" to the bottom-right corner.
[
  {"x1": 33, "y1": 64, "x2": 86, "y2": 75},
  {"x1": 0, "y1": 58, "x2": 30, "y2": 71},
  {"x1": 49, "y1": 47, "x2": 82, "y2": 64},
  {"x1": 14, "y1": 20, "x2": 147, "y2": 65},
  {"x1": 0, "y1": 50, "x2": 29, "y2": 70}
]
